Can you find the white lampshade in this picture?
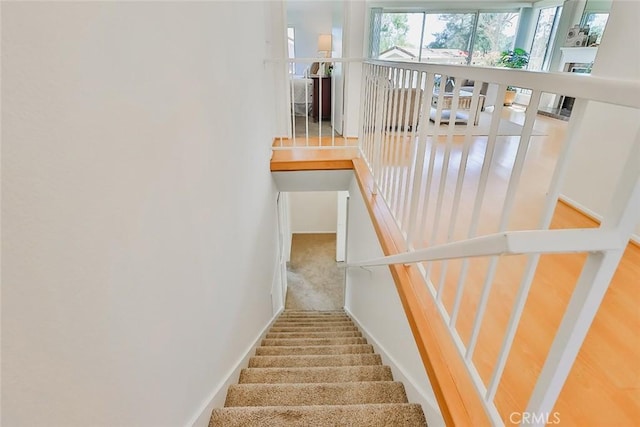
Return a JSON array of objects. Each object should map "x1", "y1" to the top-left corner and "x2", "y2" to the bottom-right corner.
[{"x1": 317, "y1": 34, "x2": 332, "y2": 54}]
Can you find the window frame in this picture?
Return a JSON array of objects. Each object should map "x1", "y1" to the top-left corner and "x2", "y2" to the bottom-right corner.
[
  {"x1": 370, "y1": 7, "x2": 522, "y2": 65},
  {"x1": 528, "y1": 5, "x2": 563, "y2": 72},
  {"x1": 580, "y1": 11, "x2": 609, "y2": 44}
]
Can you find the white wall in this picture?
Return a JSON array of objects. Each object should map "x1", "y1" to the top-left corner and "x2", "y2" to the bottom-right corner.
[
  {"x1": 343, "y1": 0, "x2": 367, "y2": 137},
  {"x1": 560, "y1": 0, "x2": 640, "y2": 238},
  {"x1": 289, "y1": 191, "x2": 338, "y2": 233},
  {"x1": 332, "y1": 2, "x2": 346, "y2": 134},
  {"x1": 344, "y1": 178, "x2": 445, "y2": 427},
  {"x1": 287, "y1": 0, "x2": 334, "y2": 75},
  {"x1": 2, "y1": 2, "x2": 280, "y2": 426}
]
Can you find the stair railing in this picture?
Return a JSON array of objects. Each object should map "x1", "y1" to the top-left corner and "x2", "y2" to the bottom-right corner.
[
  {"x1": 269, "y1": 57, "x2": 363, "y2": 149},
  {"x1": 350, "y1": 59, "x2": 640, "y2": 426}
]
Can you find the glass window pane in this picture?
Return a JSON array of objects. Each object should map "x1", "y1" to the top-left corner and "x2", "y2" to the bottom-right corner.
[
  {"x1": 529, "y1": 7, "x2": 561, "y2": 71},
  {"x1": 422, "y1": 13, "x2": 475, "y2": 64},
  {"x1": 470, "y1": 12, "x2": 520, "y2": 66},
  {"x1": 377, "y1": 13, "x2": 425, "y2": 61},
  {"x1": 287, "y1": 27, "x2": 295, "y2": 59},
  {"x1": 583, "y1": 13, "x2": 608, "y2": 44},
  {"x1": 287, "y1": 27, "x2": 295, "y2": 74}
]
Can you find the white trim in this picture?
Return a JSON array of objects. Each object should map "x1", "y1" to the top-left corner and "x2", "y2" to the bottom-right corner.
[
  {"x1": 344, "y1": 308, "x2": 445, "y2": 427},
  {"x1": 559, "y1": 194, "x2": 640, "y2": 244},
  {"x1": 533, "y1": 0, "x2": 565, "y2": 9},
  {"x1": 186, "y1": 308, "x2": 284, "y2": 427},
  {"x1": 336, "y1": 191, "x2": 349, "y2": 262}
]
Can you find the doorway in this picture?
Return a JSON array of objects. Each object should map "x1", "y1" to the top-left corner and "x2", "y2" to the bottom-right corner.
[{"x1": 281, "y1": 191, "x2": 349, "y2": 310}]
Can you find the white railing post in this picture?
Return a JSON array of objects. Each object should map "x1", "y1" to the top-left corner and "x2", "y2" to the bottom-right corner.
[
  {"x1": 525, "y1": 128, "x2": 640, "y2": 426},
  {"x1": 465, "y1": 90, "x2": 543, "y2": 359},
  {"x1": 398, "y1": 70, "x2": 425, "y2": 233},
  {"x1": 359, "y1": 62, "x2": 371, "y2": 160},
  {"x1": 449, "y1": 83, "x2": 508, "y2": 329},
  {"x1": 371, "y1": 66, "x2": 387, "y2": 195},
  {"x1": 406, "y1": 72, "x2": 435, "y2": 247},
  {"x1": 298, "y1": 58, "x2": 640, "y2": 426},
  {"x1": 436, "y1": 81, "x2": 483, "y2": 297}
]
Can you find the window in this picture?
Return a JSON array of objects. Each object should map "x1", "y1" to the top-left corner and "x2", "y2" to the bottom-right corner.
[
  {"x1": 582, "y1": 12, "x2": 608, "y2": 44},
  {"x1": 528, "y1": 6, "x2": 562, "y2": 71},
  {"x1": 423, "y1": 13, "x2": 475, "y2": 64},
  {"x1": 370, "y1": 10, "x2": 520, "y2": 66},
  {"x1": 377, "y1": 12, "x2": 425, "y2": 60},
  {"x1": 470, "y1": 12, "x2": 519, "y2": 66},
  {"x1": 287, "y1": 27, "x2": 295, "y2": 75}
]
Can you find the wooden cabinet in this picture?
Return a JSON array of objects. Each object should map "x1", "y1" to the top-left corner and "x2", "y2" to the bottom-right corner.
[{"x1": 311, "y1": 76, "x2": 331, "y2": 121}]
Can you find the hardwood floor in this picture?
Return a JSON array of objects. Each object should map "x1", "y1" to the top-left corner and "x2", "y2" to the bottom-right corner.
[
  {"x1": 271, "y1": 110, "x2": 640, "y2": 426},
  {"x1": 406, "y1": 110, "x2": 640, "y2": 426},
  {"x1": 270, "y1": 146, "x2": 359, "y2": 171}
]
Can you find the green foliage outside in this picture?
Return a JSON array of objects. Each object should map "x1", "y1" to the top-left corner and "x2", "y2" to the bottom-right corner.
[
  {"x1": 428, "y1": 12, "x2": 519, "y2": 65},
  {"x1": 496, "y1": 48, "x2": 530, "y2": 69},
  {"x1": 379, "y1": 13, "x2": 411, "y2": 52},
  {"x1": 377, "y1": 12, "x2": 519, "y2": 66},
  {"x1": 428, "y1": 14, "x2": 475, "y2": 51}
]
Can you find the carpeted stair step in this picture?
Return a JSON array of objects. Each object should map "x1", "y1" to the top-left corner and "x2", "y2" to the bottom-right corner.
[
  {"x1": 224, "y1": 381, "x2": 409, "y2": 407},
  {"x1": 269, "y1": 325, "x2": 358, "y2": 333},
  {"x1": 266, "y1": 330, "x2": 362, "y2": 339},
  {"x1": 279, "y1": 310, "x2": 346, "y2": 315},
  {"x1": 278, "y1": 312, "x2": 348, "y2": 317},
  {"x1": 273, "y1": 318, "x2": 353, "y2": 325},
  {"x1": 255, "y1": 344, "x2": 374, "y2": 356},
  {"x1": 209, "y1": 403, "x2": 427, "y2": 426},
  {"x1": 248, "y1": 353, "x2": 382, "y2": 368},
  {"x1": 278, "y1": 310, "x2": 347, "y2": 315},
  {"x1": 272, "y1": 322, "x2": 355, "y2": 329},
  {"x1": 209, "y1": 310, "x2": 427, "y2": 426},
  {"x1": 261, "y1": 337, "x2": 367, "y2": 346},
  {"x1": 273, "y1": 317, "x2": 353, "y2": 326},
  {"x1": 239, "y1": 365, "x2": 394, "y2": 384},
  {"x1": 279, "y1": 314, "x2": 349, "y2": 318}
]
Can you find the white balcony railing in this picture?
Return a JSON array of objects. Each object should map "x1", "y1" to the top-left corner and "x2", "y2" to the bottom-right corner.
[
  {"x1": 270, "y1": 58, "x2": 362, "y2": 149},
  {"x1": 351, "y1": 59, "x2": 640, "y2": 426},
  {"x1": 271, "y1": 56, "x2": 640, "y2": 426}
]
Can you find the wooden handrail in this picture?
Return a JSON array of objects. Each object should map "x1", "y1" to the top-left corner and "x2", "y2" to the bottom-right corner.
[{"x1": 352, "y1": 158, "x2": 492, "y2": 426}]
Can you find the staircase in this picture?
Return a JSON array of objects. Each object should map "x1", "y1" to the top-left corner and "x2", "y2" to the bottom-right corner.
[{"x1": 209, "y1": 310, "x2": 427, "y2": 426}]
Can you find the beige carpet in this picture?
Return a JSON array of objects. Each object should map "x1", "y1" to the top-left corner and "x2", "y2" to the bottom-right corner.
[
  {"x1": 209, "y1": 311, "x2": 427, "y2": 426},
  {"x1": 285, "y1": 233, "x2": 344, "y2": 311}
]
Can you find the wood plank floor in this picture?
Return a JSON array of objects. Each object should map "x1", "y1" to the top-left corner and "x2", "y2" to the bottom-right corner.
[
  {"x1": 271, "y1": 110, "x2": 640, "y2": 426},
  {"x1": 270, "y1": 145, "x2": 359, "y2": 171}
]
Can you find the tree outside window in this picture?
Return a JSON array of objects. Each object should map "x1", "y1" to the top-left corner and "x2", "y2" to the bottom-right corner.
[
  {"x1": 378, "y1": 13, "x2": 424, "y2": 60},
  {"x1": 379, "y1": 13, "x2": 410, "y2": 52},
  {"x1": 529, "y1": 7, "x2": 562, "y2": 71},
  {"x1": 470, "y1": 12, "x2": 519, "y2": 66},
  {"x1": 373, "y1": 11, "x2": 520, "y2": 66}
]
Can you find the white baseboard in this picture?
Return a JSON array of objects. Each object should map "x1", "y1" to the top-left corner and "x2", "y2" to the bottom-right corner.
[
  {"x1": 559, "y1": 195, "x2": 640, "y2": 244},
  {"x1": 344, "y1": 308, "x2": 446, "y2": 427},
  {"x1": 186, "y1": 308, "x2": 283, "y2": 427}
]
